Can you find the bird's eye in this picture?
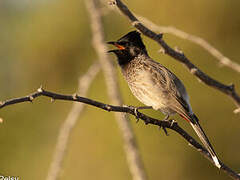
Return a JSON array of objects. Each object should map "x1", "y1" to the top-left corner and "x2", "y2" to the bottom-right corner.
[{"x1": 125, "y1": 42, "x2": 130, "y2": 46}]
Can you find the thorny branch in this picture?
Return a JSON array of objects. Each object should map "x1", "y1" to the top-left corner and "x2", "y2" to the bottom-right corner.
[
  {"x1": 111, "y1": 0, "x2": 240, "y2": 112},
  {"x1": 103, "y1": 1, "x2": 240, "y2": 74},
  {"x1": 137, "y1": 15, "x2": 240, "y2": 73},
  {"x1": 1, "y1": 1, "x2": 239, "y2": 180},
  {"x1": 0, "y1": 88, "x2": 239, "y2": 180},
  {"x1": 101, "y1": 0, "x2": 240, "y2": 74}
]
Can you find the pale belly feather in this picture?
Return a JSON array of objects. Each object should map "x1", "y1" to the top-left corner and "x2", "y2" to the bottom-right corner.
[{"x1": 126, "y1": 70, "x2": 176, "y2": 115}]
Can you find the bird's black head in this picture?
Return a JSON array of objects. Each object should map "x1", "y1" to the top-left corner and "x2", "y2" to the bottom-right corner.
[{"x1": 107, "y1": 31, "x2": 147, "y2": 66}]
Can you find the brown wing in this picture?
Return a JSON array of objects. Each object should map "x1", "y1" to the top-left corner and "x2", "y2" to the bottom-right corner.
[{"x1": 147, "y1": 58, "x2": 193, "y2": 117}]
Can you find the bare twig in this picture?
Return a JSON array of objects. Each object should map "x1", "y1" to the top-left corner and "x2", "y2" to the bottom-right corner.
[
  {"x1": 46, "y1": 63, "x2": 100, "y2": 180},
  {"x1": 85, "y1": 0, "x2": 147, "y2": 180},
  {"x1": 111, "y1": 0, "x2": 240, "y2": 111},
  {"x1": 0, "y1": 89, "x2": 239, "y2": 180},
  {"x1": 137, "y1": 16, "x2": 240, "y2": 73},
  {"x1": 101, "y1": 1, "x2": 240, "y2": 74}
]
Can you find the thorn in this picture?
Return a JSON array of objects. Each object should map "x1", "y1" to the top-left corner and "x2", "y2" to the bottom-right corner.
[
  {"x1": 72, "y1": 93, "x2": 78, "y2": 100},
  {"x1": 157, "y1": 33, "x2": 163, "y2": 39},
  {"x1": 29, "y1": 96, "x2": 34, "y2": 102},
  {"x1": 135, "y1": 29, "x2": 141, "y2": 34},
  {"x1": 188, "y1": 138, "x2": 197, "y2": 149},
  {"x1": 0, "y1": 101, "x2": 3, "y2": 106},
  {"x1": 0, "y1": 117, "x2": 3, "y2": 123},
  {"x1": 190, "y1": 68, "x2": 198, "y2": 74},
  {"x1": 158, "y1": 48, "x2": 165, "y2": 54},
  {"x1": 105, "y1": 105, "x2": 111, "y2": 111},
  {"x1": 37, "y1": 86, "x2": 43, "y2": 93},
  {"x1": 132, "y1": 20, "x2": 140, "y2": 26},
  {"x1": 229, "y1": 83, "x2": 235, "y2": 91},
  {"x1": 233, "y1": 108, "x2": 240, "y2": 114},
  {"x1": 197, "y1": 78, "x2": 202, "y2": 83},
  {"x1": 174, "y1": 46, "x2": 183, "y2": 54},
  {"x1": 188, "y1": 142, "x2": 194, "y2": 148},
  {"x1": 51, "y1": 98, "x2": 55, "y2": 103}
]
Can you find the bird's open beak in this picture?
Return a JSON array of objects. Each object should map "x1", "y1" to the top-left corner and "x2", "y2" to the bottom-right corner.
[
  {"x1": 107, "y1": 41, "x2": 126, "y2": 50},
  {"x1": 107, "y1": 49, "x2": 115, "y2": 53}
]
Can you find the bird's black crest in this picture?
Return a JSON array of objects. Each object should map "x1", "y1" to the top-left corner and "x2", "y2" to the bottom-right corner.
[
  {"x1": 117, "y1": 31, "x2": 146, "y2": 50},
  {"x1": 107, "y1": 31, "x2": 147, "y2": 66}
]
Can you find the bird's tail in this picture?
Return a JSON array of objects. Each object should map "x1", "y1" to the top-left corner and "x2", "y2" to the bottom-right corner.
[{"x1": 189, "y1": 114, "x2": 221, "y2": 169}]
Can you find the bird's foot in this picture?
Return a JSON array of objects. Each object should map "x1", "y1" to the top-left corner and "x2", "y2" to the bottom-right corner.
[
  {"x1": 158, "y1": 115, "x2": 177, "y2": 136},
  {"x1": 133, "y1": 107, "x2": 140, "y2": 123},
  {"x1": 124, "y1": 105, "x2": 152, "y2": 123},
  {"x1": 166, "y1": 119, "x2": 177, "y2": 127},
  {"x1": 159, "y1": 126, "x2": 169, "y2": 136},
  {"x1": 158, "y1": 115, "x2": 169, "y2": 136},
  {"x1": 162, "y1": 115, "x2": 177, "y2": 127}
]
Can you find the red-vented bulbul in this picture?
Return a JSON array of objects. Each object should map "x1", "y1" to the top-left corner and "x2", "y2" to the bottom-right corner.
[{"x1": 107, "y1": 31, "x2": 221, "y2": 168}]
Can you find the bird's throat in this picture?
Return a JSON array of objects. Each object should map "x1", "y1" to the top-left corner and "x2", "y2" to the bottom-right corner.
[{"x1": 117, "y1": 56, "x2": 133, "y2": 66}]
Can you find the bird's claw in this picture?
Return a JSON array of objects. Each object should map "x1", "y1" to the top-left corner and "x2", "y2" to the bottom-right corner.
[
  {"x1": 162, "y1": 127, "x2": 168, "y2": 136},
  {"x1": 158, "y1": 115, "x2": 176, "y2": 136},
  {"x1": 159, "y1": 125, "x2": 169, "y2": 136},
  {"x1": 168, "y1": 119, "x2": 177, "y2": 127},
  {"x1": 124, "y1": 105, "x2": 152, "y2": 123},
  {"x1": 134, "y1": 108, "x2": 140, "y2": 123},
  {"x1": 124, "y1": 105, "x2": 140, "y2": 122}
]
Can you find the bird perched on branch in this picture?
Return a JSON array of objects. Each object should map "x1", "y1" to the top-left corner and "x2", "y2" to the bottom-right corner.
[{"x1": 107, "y1": 30, "x2": 221, "y2": 168}]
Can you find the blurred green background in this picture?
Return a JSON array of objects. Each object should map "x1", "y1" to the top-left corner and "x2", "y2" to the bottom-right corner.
[{"x1": 0, "y1": 0, "x2": 239, "y2": 179}]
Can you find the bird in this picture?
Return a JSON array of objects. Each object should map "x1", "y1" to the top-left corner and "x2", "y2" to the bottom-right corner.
[{"x1": 107, "y1": 30, "x2": 221, "y2": 169}]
